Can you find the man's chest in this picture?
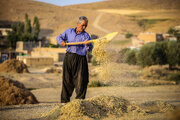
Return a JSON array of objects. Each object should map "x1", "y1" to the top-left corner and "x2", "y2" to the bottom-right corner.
[{"x1": 67, "y1": 34, "x2": 86, "y2": 42}]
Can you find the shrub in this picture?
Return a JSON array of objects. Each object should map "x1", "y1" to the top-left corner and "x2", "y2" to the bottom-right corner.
[
  {"x1": 142, "y1": 65, "x2": 168, "y2": 80},
  {"x1": 166, "y1": 41, "x2": 180, "y2": 69},
  {"x1": 125, "y1": 49, "x2": 137, "y2": 65},
  {"x1": 142, "y1": 65, "x2": 180, "y2": 84},
  {"x1": 137, "y1": 41, "x2": 168, "y2": 67},
  {"x1": 125, "y1": 32, "x2": 133, "y2": 39},
  {"x1": 47, "y1": 43, "x2": 59, "y2": 48},
  {"x1": 116, "y1": 48, "x2": 130, "y2": 63},
  {"x1": 91, "y1": 56, "x2": 99, "y2": 66},
  {"x1": 138, "y1": 19, "x2": 168, "y2": 31},
  {"x1": 88, "y1": 80, "x2": 106, "y2": 87},
  {"x1": 153, "y1": 41, "x2": 168, "y2": 65},
  {"x1": 167, "y1": 73, "x2": 180, "y2": 84},
  {"x1": 137, "y1": 43, "x2": 155, "y2": 67},
  {"x1": 137, "y1": 41, "x2": 180, "y2": 68}
]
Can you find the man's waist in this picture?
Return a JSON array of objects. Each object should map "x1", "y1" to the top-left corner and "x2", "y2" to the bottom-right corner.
[{"x1": 66, "y1": 51, "x2": 86, "y2": 56}]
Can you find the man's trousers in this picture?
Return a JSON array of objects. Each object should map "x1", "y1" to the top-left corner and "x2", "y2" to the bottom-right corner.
[{"x1": 61, "y1": 52, "x2": 89, "y2": 103}]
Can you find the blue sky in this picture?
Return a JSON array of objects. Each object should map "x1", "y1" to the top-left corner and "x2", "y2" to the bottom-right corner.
[{"x1": 34, "y1": 0, "x2": 105, "y2": 6}]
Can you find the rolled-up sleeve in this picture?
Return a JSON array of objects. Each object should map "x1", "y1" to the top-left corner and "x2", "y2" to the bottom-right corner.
[{"x1": 56, "y1": 30, "x2": 67, "y2": 45}]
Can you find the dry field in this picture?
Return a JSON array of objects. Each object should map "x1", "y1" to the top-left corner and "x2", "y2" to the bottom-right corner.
[
  {"x1": 97, "y1": 9, "x2": 180, "y2": 33},
  {"x1": 0, "y1": 62, "x2": 180, "y2": 119},
  {"x1": 98, "y1": 9, "x2": 148, "y2": 15}
]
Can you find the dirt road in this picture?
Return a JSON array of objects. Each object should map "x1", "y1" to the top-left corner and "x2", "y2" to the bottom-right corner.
[{"x1": 93, "y1": 12, "x2": 110, "y2": 34}]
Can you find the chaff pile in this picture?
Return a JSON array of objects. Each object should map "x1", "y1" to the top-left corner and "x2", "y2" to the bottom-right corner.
[
  {"x1": 43, "y1": 95, "x2": 145, "y2": 120},
  {"x1": 0, "y1": 76, "x2": 38, "y2": 106},
  {"x1": 0, "y1": 59, "x2": 29, "y2": 73}
]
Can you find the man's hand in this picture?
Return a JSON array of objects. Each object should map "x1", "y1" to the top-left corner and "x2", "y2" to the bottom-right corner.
[
  {"x1": 84, "y1": 40, "x2": 90, "y2": 46},
  {"x1": 61, "y1": 41, "x2": 66, "y2": 47}
]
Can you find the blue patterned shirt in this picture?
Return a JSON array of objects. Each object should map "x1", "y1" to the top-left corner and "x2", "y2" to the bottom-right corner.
[{"x1": 56, "y1": 28, "x2": 93, "y2": 56}]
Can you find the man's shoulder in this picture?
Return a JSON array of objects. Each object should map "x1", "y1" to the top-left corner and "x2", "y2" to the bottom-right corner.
[
  {"x1": 65, "y1": 28, "x2": 75, "y2": 33},
  {"x1": 83, "y1": 31, "x2": 90, "y2": 36}
]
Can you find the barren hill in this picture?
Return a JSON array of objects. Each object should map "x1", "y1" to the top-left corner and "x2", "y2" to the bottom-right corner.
[
  {"x1": 68, "y1": 0, "x2": 180, "y2": 33},
  {"x1": 0, "y1": 0, "x2": 180, "y2": 41},
  {"x1": 0, "y1": 0, "x2": 98, "y2": 37},
  {"x1": 67, "y1": 0, "x2": 180, "y2": 10}
]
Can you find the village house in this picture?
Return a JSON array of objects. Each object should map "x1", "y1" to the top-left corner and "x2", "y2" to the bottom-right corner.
[{"x1": 132, "y1": 32, "x2": 164, "y2": 47}]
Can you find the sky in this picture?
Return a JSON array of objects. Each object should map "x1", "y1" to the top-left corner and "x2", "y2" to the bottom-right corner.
[{"x1": 34, "y1": 0, "x2": 105, "y2": 6}]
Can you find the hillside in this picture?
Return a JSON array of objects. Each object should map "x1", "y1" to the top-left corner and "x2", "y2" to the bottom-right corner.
[
  {"x1": 67, "y1": 0, "x2": 180, "y2": 10},
  {"x1": 0, "y1": 0, "x2": 180, "y2": 43},
  {"x1": 68, "y1": 0, "x2": 180, "y2": 33},
  {"x1": 0, "y1": 0, "x2": 98, "y2": 37}
]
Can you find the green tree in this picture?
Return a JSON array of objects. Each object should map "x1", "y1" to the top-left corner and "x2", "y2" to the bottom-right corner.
[
  {"x1": 33, "y1": 16, "x2": 40, "y2": 41},
  {"x1": 136, "y1": 41, "x2": 180, "y2": 69},
  {"x1": 168, "y1": 27, "x2": 180, "y2": 41},
  {"x1": 25, "y1": 13, "x2": 32, "y2": 34},
  {"x1": 16, "y1": 23, "x2": 24, "y2": 41},
  {"x1": 125, "y1": 49, "x2": 137, "y2": 65},
  {"x1": 137, "y1": 43, "x2": 156, "y2": 67},
  {"x1": 166, "y1": 41, "x2": 180, "y2": 69},
  {"x1": 168, "y1": 27, "x2": 178, "y2": 35},
  {"x1": 22, "y1": 33, "x2": 34, "y2": 42},
  {"x1": 23, "y1": 13, "x2": 37, "y2": 42},
  {"x1": 117, "y1": 48, "x2": 130, "y2": 63},
  {"x1": 153, "y1": 41, "x2": 167, "y2": 65},
  {"x1": 7, "y1": 14, "x2": 41, "y2": 48},
  {"x1": 7, "y1": 24, "x2": 18, "y2": 49},
  {"x1": 125, "y1": 32, "x2": 133, "y2": 39},
  {"x1": 136, "y1": 42, "x2": 168, "y2": 67}
]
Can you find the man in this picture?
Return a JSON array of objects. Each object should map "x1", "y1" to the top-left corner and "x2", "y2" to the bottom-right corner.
[{"x1": 56, "y1": 16, "x2": 93, "y2": 103}]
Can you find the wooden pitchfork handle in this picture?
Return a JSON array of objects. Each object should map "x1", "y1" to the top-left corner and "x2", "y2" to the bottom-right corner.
[
  {"x1": 64, "y1": 32, "x2": 118, "y2": 45},
  {"x1": 65, "y1": 40, "x2": 96, "y2": 45}
]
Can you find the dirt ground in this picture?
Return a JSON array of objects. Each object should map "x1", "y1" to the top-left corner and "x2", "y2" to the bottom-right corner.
[{"x1": 0, "y1": 63, "x2": 180, "y2": 120}]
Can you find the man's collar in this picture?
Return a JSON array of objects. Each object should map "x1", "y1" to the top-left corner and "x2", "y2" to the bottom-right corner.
[{"x1": 74, "y1": 27, "x2": 85, "y2": 34}]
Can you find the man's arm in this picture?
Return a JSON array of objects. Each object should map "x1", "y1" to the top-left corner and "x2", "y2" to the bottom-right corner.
[
  {"x1": 84, "y1": 34, "x2": 93, "y2": 52},
  {"x1": 56, "y1": 30, "x2": 67, "y2": 47}
]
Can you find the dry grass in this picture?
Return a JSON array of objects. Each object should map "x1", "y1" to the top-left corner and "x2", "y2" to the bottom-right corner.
[
  {"x1": 45, "y1": 67, "x2": 62, "y2": 73},
  {"x1": 140, "y1": 65, "x2": 180, "y2": 86},
  {"x1": 140, "y1": 101, "x2": 175, "y2": 113},
  {"x1": 142, "y1": 65, "x2": 168, "y2": 80},
  {"x1": 98, "y1": 9, "x2": 148, "y2": 15},
  {"x1": 68, "y1": 0, "x2": 180, "y2": 10},
  {"x1": 69, "y1": 0, "x2": 180, "y2": 34}
]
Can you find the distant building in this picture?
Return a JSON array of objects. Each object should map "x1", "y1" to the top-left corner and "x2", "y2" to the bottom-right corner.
[
  {"x1": 16, "y1": 41, "x2": 66, "y2": 62},
  {"x1": 16, "y1": 41, "x2": 42, "y2": 54},
  {"x1": 0, "y1": 27, "x2": 12, "y2": 47},
  {"x1": 0, "y1": 48, "x2": 20, "y2": 63},
  {"x1": 163, "y1": 34, "x2": 177, "y2": 41},
  {"x1": 138, "y1": 32, "x2": 164, "y2": 43},
  {"x1": 132, "y1": 32, "x2": 164, "y2": 47},
  {"x1": 0, "y1": 28, "x2": 12, "y2": 36},
  {"x1": 46, "y1": 35, "x2": 57, "y2": 44},
  {"x1": 175, "y1": 25, "x2": 180, "y2": 30}
]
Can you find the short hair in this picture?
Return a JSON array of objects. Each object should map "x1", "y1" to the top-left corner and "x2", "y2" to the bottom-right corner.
[{"x1": 78, "y1": 16, "x2": 88, "y2": 24}]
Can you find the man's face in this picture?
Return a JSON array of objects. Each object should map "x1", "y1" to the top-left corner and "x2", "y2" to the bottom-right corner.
[{"x1": 76, "y1": 20, "x2": 88, "y2": 33}]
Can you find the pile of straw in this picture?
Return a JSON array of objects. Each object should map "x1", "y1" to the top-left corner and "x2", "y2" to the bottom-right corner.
[{"x1": 43, "y1": 95, "x2": 145, "y2": 120}]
